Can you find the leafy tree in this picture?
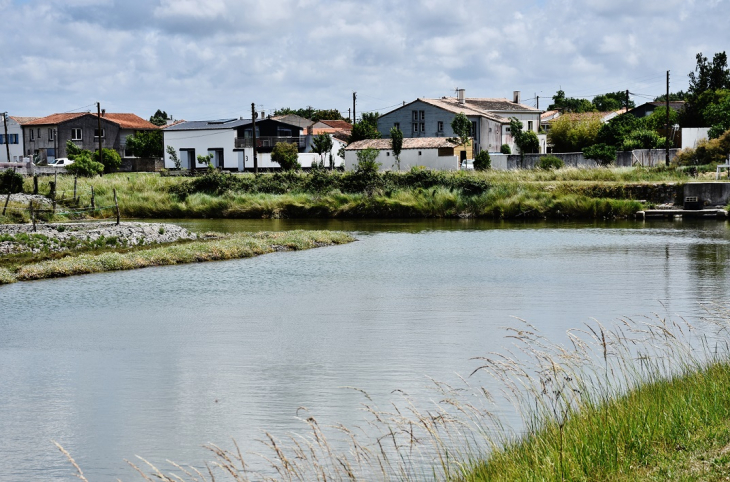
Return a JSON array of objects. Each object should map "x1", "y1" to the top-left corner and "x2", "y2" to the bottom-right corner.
[
  {"x1": 390, "y1": 126, "x2": 403, "y2": 170},
  {"x1": 66, "y1": 152, "x2": 104, "y2": 177},
  {"x1": 271, "y1": 142, "x2": 300, "y2": 170},
  {"x1": 93, "y1": 148, "x2": 122, "y2": 173},
  {"x1": 450, "y1": 112, "x2": 471, "y2": 146},
  {"x1": 311, "y1": 133, "x2": 334, "y2": 168},
  {"x1": 547, "y1": 114, "x2": 602, "y2": 152},
  {"x1": 500, "y1": 144, "x2": 511, "y2": 154},
  {"x1": 703, "y1": 92, "x2": 730, "y2": 138},
  {"x1": 683, "y1": 51, "x2": 730, "y2": 126},
  {"x1": 126, "y1": 130, "x2": 163, "y2": 158},
  {"x1": 312, "y1": 109, "x2": 343, "y2": 122},
  {"x1": 510, "y1": 118, "x2": 540, "y2": 166},
  {"x1": 149, "y1": 109, "x2": 169, "y2": 127},
  {"x1": 355, "y1": 147, "x2": 380, "y2": 172},
  {"x1": 348, "y1": 122, "x2": 381, "y2": 143},
  {"x1": 273, "y1": 107, "x2": 344, "y2": 122},
  {"x1": 595, "y1": 113, "x2": 643, "y2": 148},
  {"x1": 0, "y1": 169, "x2": 24, "y2": 194},
  {"x1": 591, "y1": 95, "x2": 622, "y2": 112},
  {"x1": 644, "y1": 106, "x2": 681, "y2": 131},
  {"x1": 65, "y1": 140, "x2": 84, "y2": 159},
  {"x1": 166, "y1": 145, "x2": 181, "y2": 169},
  {"x1": 582, "y1": 144, "x2": 616, "y2": 166},
  {"x1": 197, "y1": 153, "x2": 214, "y2": 171},
  {"x1": 654, "y1": 92, "x2": 687, "y2": 102},
  {"x1": 360, "y1": 112, "x2": 380, "y2": 128},
  {"x1": 548, "y1": 89, "x2": 595, "y2": 113},
  {"x1": 620, "y1": 129, "x2": 663, "y2": 150},
  {"x1": 473, "y1": 150, "x2": 491, "y2": 170}
]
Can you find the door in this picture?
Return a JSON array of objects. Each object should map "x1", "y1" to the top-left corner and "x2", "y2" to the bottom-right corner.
[{"x1": 460, "y1": 150, "x2": 467, "y2": 168}]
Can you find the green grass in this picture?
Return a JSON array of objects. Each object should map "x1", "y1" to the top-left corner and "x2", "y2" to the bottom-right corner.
[{"x1": 0, "y1": 230, "x2": 354, "y2": 284}]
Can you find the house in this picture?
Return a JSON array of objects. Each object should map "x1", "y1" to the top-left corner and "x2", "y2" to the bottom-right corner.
[
  {"x1": 1, "y1": 115, "x2": 36, "y2": 163},
  {"x1": 628, "y1": 101, "x2": 686, "y2": 118},
  {"x1": 22, "y1": 112, "x2": 158, "y2": 164},
  {"x1": 376, "y1": 90, "x2": 543, "y2": 155},
  {"x1": 270, "y1": 114, "x2": 314, "y2": 130},
  {"x1": 344, "y1": 137, "x2": 468, "y2": 171},
  {"x1": 163, "y1": 118, "x2": 250, "y2": 170}
]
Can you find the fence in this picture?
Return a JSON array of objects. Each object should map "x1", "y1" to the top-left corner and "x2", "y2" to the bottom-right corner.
[{"x1": 489, "y1": 149, "x2": 680, "y2": 170}]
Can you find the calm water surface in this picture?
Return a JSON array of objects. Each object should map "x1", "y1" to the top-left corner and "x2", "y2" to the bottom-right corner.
[{"x1": 2, "y1": 219, "x2": 730, "y2": 479}]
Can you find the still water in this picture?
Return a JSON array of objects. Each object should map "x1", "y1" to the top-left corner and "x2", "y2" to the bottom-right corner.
[{"x1": 1, "y1": 219, "x2": 730, "y2": 479}]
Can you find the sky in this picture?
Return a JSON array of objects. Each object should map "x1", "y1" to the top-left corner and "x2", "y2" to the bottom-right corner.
[{"x1": 1, "y1": 0, "x2": 729, "y2": 122}]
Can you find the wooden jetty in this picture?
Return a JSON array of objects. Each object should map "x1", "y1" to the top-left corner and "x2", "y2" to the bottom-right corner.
[{"x1": 636, "y1": 209, "x2": 728, "y2": 220}]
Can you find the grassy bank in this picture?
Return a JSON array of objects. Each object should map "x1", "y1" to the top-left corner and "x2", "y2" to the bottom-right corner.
[
  {"x1": 0, "y1": 167, "x2": 696, "y2": 223},
  {"x1": 0, "y1": 230, "x2": 354, "y2": 284}
]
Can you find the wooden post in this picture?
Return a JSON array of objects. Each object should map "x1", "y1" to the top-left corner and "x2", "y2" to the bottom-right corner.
[
  {"x1": 33, "y1": 174, "x2": 38, "y2": 194},
  {"x1": 2, "y1": 168, "x2": 12, "y2": 215},
  {"x1": 50, "y1": 181, "x2": 56, "y2": 215},
  {"x1": 91, "y1": 186, "x2": 95, "y2": 211},
  {"x1": 73, "y1": 176, "x2": 77, "y2": 203},
  {"x1": 113, "y1": 188, "x2": 120, "y2": 225}
]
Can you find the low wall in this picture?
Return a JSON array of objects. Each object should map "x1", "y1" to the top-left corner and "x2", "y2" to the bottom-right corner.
[
  {"x1": 490, "y1": 149, "x2": 679, "y2": 170},
  {"x1": 119, "y1": 157, "x2": 164, "y2": 172},
  {"x1": 684, "y1": 182, "x2": 730, "y2": 207}
]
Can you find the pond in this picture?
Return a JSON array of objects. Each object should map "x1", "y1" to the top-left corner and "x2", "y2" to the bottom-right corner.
[{"x1": 2, "y1": 218, "x2": 730, "y2": 479}]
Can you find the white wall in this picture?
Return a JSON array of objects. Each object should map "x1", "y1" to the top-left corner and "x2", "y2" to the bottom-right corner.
[
  {"x1": 237, "y1": 138, "x2": 345, "y2": 171},
  {"x1": 682, "y1": 128, "x2": 711, "y2": 150},
  {"x1": 163, "y1": 129, "x2": 238, "y2": 169},
  {"x1": 344, "y1": 148, "x2": 459, "y2": 171},
  {"x1": 0, "y1": 117, "x2": 25, "y2": 162}
]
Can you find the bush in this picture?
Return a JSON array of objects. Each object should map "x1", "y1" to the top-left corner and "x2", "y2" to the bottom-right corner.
[
  {"x1": 500, "y1": 144, "x2": 512, "y2": 154},
  {"x1": 536, "y1": 155, "x2": 564, "y2": 170},
  {"x1": 674, "y1": 129, "x2": 730, "y2": 166},
  {"x1": 65, "y1": 153, "x2": 104, "y2": 177},
  {"x1": 92, "y1": 148, "x2": 122, "y2": 173},
  {"x1": 271, "y1": 142, "x2": 301, "y2": 170},
  {"x1": 582, "y1": 143, "x2": 617, "y2": 166},
  {"x1": 0, "y1": 169, "x2": 24, "y2": 194},
  {"x1": 474, "y1": 150, "x2": 491, "y2": 170}
]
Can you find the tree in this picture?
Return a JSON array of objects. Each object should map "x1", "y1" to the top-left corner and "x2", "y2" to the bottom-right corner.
[
  {"x1": 684, "y1": 52, "x2": 730, "y2": 126},
  {"x1": 311, "y1": 133, "x2": 334, "y2": 169},
  {"x1": 390, "y1": 126, "x2": 403, "y2": 170},
  {"x1": 547, "y1": 114, "x2": 603, "y2": 152},
  {"x1": 273, "y1": 107, "x2": 343, "y2": 122},
  {"x1": 348, "y1": 122, "x2": 381, "y2": 143},
  {"x1": 473, "y1": 150, "x2": 491, "y2": 170},
  {"x1": 510, "y1": 118, "x2": 540, "y2": 166},
  {"x1": 166, "y1": 145, "x2": 181, "y2": 169},
  {"x1": 644, "y1": 106, "x2": 680, "y2": 131},
  {"x1": 703, "y1": 92, "x2": 730, "y2": 138},
  {"x1": 500, "y1": 144, "x2": 511, "y2": 154},
  {"x1": 548, "y1": 89, "x2": 595, "y2": 113},
  {"x1": 355, "y1": 148, "x2": 380, "y2": 172},
  {"x1": 126, "y1": 130, "x2": 163, "y2": 158},
  {"x1": 582, "y1": 144, "x2": 616, "y2": 166},
  {"x1": 271, "y1": 142, "x2": 300, "y2": 170},
  {"x1": 66, "y1": 152, "x2": 104, "y2": 177},
  {"x1": 149, "y1": 109, "x2": 169, "y2": 127},
  {"x1": 93, "y1": 148, "x2": 122, "y2": 173},
  {"x1": 595, "y1": 113, "x2": 643, "y2": 148},
  {"x1": 197, "y1": 153, "x2": 214, "y2": 170}
]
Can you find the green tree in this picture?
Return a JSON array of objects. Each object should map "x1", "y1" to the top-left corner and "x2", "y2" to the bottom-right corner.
[
  {"x1": 644, "y1": 106, "x2": 681, "y2": 131},
  {"x1": 311, "y1": 133, "x2": 334, "y2": 169},
  {"x1": 593, "y1": 91, "x2": 635, "y2": 110},
  {"x1": 197, "y1": 153, "x2": 214, "y2": 171},
  {"x1": 654, "y1": 91, "x2": 687, "y2": 102},
  {"x1": 473, "y1": 150, "x2": 491, "y2": 170},
  {"x1": 510, "y1": 118, "x2": 540, "y2": 166},
  {"x1": 548, "y1": 89, "x2": 595, "y2": 113},
  {"x1": 548, "y1": 114, "x2": 603, "y2": 152},
  {"x1": 166, "y1": 146, "x2": 181, "y2": 169},
  {"x1": 500, "y1": 144, "x2": 511, "y2": 154},
  {"x1": 149, "y1": 109, "x2": 169, "y2": 127},
  {"x1": 684, "y1": 51, "x2": 730, "y2": 126},
  {"x1": 66, "y1": 152, "x2": 104, "y2": 177},
  {"x1": 65, "y1": 140, "x2": 84, "y2": 159},
  {"x1": 595, "y1": 113, "x2": 643, "y2": 148},
  {"x1": 390, "y1": 126, "x2": 403, "y2": 170},
  {"x1": 450, "y1": 112, "x2": 471, "y2": 146},
  {"x1": 126, "y1": 130, "x2": 163, "y2": 158},
  {"x1": 349, "y1": 122, "x2": 382, "y2": 143},
  {"x1": 703, "y1": 92, "x2": 730, "y2": 138},
  {"x1": 355, "y1": 147, "x2": 380, "y2": 172},
  {"x1": 360, "y1": 112, "x2": 380, "y2": 128},
  {"x1": 582, "y1": 144, "x2": 617, "y2": 166},
  {"x1": 271, "y1": 142, "x2": 300, "y2": 170},
  {"x1": 93, "y1": 148, "x2": 122, "y2": 173}
]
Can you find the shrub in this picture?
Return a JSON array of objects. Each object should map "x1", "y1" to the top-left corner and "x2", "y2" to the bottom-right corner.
[
  {"x1": 500, "y1": 144, "x2": 511, "y2": 154},
  {"x1": 92, "y1": 148, "x2": 122, "y2": 173},
  {"x1": 355, "y1": 148, "x2": 381, "y2": 173},
  {"x1": 271, "y1": 142, "x2": 300, "y2": 170},
  {"x1": 674, "y1": 129, "x2": 730, "y2": 165},
  {"x1": 0, "y1": 169, "x2": 24, "y2": 194},
  {"x1": 474, "y1": 150, "x2": 491, "y2": 170},
  {"x1": 583, "y1": 143, "x2": 617, "y2": 166},
  {"x1": 65, "y1": 153, "x2": 104, "y2": 177},
  {"x1": 536, "y1": 155, "x2": 564, "y2": 170}
]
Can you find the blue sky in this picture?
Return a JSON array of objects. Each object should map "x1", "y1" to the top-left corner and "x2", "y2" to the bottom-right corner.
[{"x1": 1, "y1": 0, "x2": 729, "y2": 121}]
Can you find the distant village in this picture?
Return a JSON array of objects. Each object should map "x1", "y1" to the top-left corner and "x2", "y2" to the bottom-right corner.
[{"x1": 0, "y1": 88, "x2": 708, "y2": 173}]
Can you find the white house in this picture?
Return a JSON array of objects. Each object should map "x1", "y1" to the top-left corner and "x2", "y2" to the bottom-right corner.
[
  {"x1": 163, "y1": 118, "x2": 250, "y2": 170},
  {"x1": 1, "y1": 115, "x2": 30, "y2": 162},
  {"x1": 344, "y1": 138, "x2": 466, "y2": 171}
]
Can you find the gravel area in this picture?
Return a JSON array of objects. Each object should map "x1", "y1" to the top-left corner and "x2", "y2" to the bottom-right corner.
[
  {"x1": 0, "y1": 222, "x2": 197, "y2": 254},
  {"x1": 2, "y1": 193, "x2": 53, "y2": 206}
]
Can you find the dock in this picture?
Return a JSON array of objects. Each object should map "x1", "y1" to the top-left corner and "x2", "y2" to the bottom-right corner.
[{"x1": 636, "y1": 209, "x2": 728, "y2": 220}]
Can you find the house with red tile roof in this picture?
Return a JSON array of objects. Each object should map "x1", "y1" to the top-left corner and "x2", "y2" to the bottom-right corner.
[
  {"x1": 1, "y1": 115, "x2": 38, "y2": 163},
  {"x1": 23, "y1": 112, "x2": 158, "y2": 164}
]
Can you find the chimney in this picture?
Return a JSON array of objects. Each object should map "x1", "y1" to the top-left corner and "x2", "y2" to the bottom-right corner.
[
  {"x1": 101, "y1": 109, "x2": 106, "y2": 117},
  {"x1": 261, "y1": 111, "x2": 265, "y2": 120},
  {"x1": 457, "y1": 88, "x2": 465, "y2": 105},
  {"x1": 513, "y1": 91, "x2": 521, "y2": 104}
]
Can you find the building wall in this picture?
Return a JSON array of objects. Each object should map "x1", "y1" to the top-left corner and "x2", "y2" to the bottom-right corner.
[
  {"x1": 682, "y1": 128, "x2": 710, "y2": 150},
  {"x1": 24, "y1": 116, "x2": 120, "y2": 162},
  {"x1": 0, "y1": 117, "x2": 25, "y2": 162},
  {"x1": 236, "y1": 139, "x2": 345, "y2": 171},
  {"x1": 163, "y1": 129, "x2": 238, "y2": 170},
  {"x1": 344, "y1": 148, "x2": 459, "y2": 171}
]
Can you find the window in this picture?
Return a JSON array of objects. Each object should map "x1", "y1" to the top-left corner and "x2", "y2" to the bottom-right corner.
[
  {"x1": 420, "y1": 122, "x2": 425, "y2": 132},
  {"x1": 419, "y1": 110, "x2": 425, "y2": 120},
  {"x1": 528, "y1": 121, "x2": 534, "y2": 131},
  {"x1": 418, "y1": 151, "x2": 422, "y2": 156},
  {"x1": 471, "y1": 121, "x2": 477, "y2": 137},
  {"x1": 412, "y1": 123, "x2": 418, "y2": 133},
  {"x1": 393, "y1": 122, "x2": 400, "y2": 131},
  {"x1": 29, "y1": 129, "x2": 34, "y2": 141},
  {"x1": 37, "y1": 128, "x2": 41, "y2": 139},
  {"x1": 94, "y1": 128, "x2": 105, "y2": 139},
  {"x1": 386, "y1": 152, "x2": 390, "y2": 156},
  {"x1": 412, "y1": 111, "x2": 418, "y2": 121},
  {"x1": 0, "y1": 134, "x2": 4, "y2": 144},
  {"x1": 505, "y1": 127, "x2": 511, "y2": 133},
  {"x1": 48, "y1": 129, "x2": 54, "y2": 141},
  {"x1": 437, "y1": 121, "x2": 443, "y2": 132},
  {"x1": 10, "y1": 134, "x2": 18, "y2": 144},
  {"x1": 71, "y1": 128, "x2": 82, "y2": 141}
]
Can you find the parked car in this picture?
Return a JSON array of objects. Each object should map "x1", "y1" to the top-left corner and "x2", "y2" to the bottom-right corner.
[{"x1": 48, "y1": 158, "x2": 74, "y2": 168}]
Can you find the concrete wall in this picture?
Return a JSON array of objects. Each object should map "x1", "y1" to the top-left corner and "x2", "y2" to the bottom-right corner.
[
  {"x1": 0, "y1": 117, "x2": 25, "y2": 162},
  {"x1": 236, "y1": 143, "x2": 344, "y2": 171},
  {"x1": 616, "y1": 149, "x2": 679, "y2": 167},
  {"x1": 684, "y1": 183, "x2": 730, "y2": 207},
  {"x1": 119, "y1": 157, "x2": 164, "y2": 172},
  {"x1": 344, "y1": 148, "x2": 459, "y2": 171},
  {"x1": 490, "y1": 149, "x2": 679, "y2": 170},
  {"x1": 163, "y1": 129, "x2": 238, "y2": 170},
  {"x1": 682, "y1": 128, "x2": 710, "y2": 150}
]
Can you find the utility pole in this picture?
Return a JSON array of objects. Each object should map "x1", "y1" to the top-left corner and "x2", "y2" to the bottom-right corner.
[
  {"x1": 352, "y1": 92, "x2": 357, "y2": 124},
  {"x1": 97, "y1": 102, "x2": 103, "y2": 171},
  {"x1": 666, "y1": 70, "x2": 670, "y2": 166},
  {"x1": 348, "y1": 108, "x2": 351, "y2": 123},
  {"x1": 626, "y1": 90, "x2": 630, "y2": 112},
  {"x1": 251, "y1": 102, "x2": 258, "y2": 175},
  {"x1": 536, "y1": 96, "x2": 540, "y2": 110},
  {"x1": 2, "y1": 113, "x2": 10, "y2": 163}
]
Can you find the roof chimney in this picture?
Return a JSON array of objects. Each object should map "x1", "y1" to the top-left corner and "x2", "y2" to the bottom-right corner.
[
  {"x1": 261, "y1": 111, "x2": 265, "y2": 120},
  {"x1": 513, "y1": 91, "x2": 521, "y2": 104},
  {"x1": 101, "y1": 109, "x2": 106, "y2": 117},
  {"x1": 457, "y1": 88, "x2": 465, "y2": 105}
]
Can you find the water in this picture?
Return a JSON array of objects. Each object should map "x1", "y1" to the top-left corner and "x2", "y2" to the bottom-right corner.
[{"x1": 2, "y1": 219, "x2": 730, "y2": 479}]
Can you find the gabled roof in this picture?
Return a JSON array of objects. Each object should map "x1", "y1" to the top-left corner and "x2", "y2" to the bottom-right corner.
[
  {"x1": 9, "y1": 116, "x2": 40, "y2": 125},
  {"x1": 24, "y1": 112, "x2": 159, "y2": 129},
  {"x1": 316, "y1": 120, "x2": 352, "y2": 130},
  {"x1": 271, "y1": 114, "x2": 314, "y2": 129},
  {"x1": 163, "y1": 118, "x2": 252, "y2": 131},
  {"x1": 416, "y1": 98, "x2": 509, "y2": 123},
  {"x1": 25, "y1": 113, "x2": 87, "y2": 125},
  {"x1": 345, "y1": 137, "x2": 458, "y2": 150},
  {"x1": 455, "y1": 97, "x2": 540, "y2": 113}
]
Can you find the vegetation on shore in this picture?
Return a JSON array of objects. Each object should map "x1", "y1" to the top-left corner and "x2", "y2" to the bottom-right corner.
[
  {"x1": 0, "y1": 230, "x2": 354, "y2": 284},
  {"x1": 0, "y1": 166, "x2": 699, "y2": 224}
]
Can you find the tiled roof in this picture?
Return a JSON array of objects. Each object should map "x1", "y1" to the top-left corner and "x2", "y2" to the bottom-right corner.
[
  {"x1": 317, "y1": 120, "x2": 352, "y2": 130},
  {"x1": 161, "y1": 119, "x2": 187, "y2": 129},
  {"x1": 345, "y1": 137, "x2": 458, "y2": 150},
  {"x1": 457, "y1": 97, "x2": 540, "y2": 113},
  {"x1": 9, "y1": 116, "x2": 40, "y2": 125},
  {"x1": 102, "y1": 113, "x2": 158, "y2": 130},
  {"x1": 541, "y1": 110, "x2": 560, "y2": 120},
  {"x1": 417, "y1": 98, "x2": 510, "y2": 123},
  {"x1": 25, "y1": 113, "x2": 87, "y2": 125}
]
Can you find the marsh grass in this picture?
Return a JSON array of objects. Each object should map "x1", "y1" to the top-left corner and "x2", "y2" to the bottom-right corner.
[
  {"x1": 14, "y1": 170, "x2": 688, "y2": 223},
  {"x1": 50, "y1": 306, "x2": 730, "y2": 481},
  {"x1": 0, "y1": 230, "x2": 354, "y2": 284}
]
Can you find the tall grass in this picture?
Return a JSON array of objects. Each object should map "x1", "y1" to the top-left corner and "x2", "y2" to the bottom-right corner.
[{"x1": 52, "y1": 306, "x2": 730, "y2": 481}]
